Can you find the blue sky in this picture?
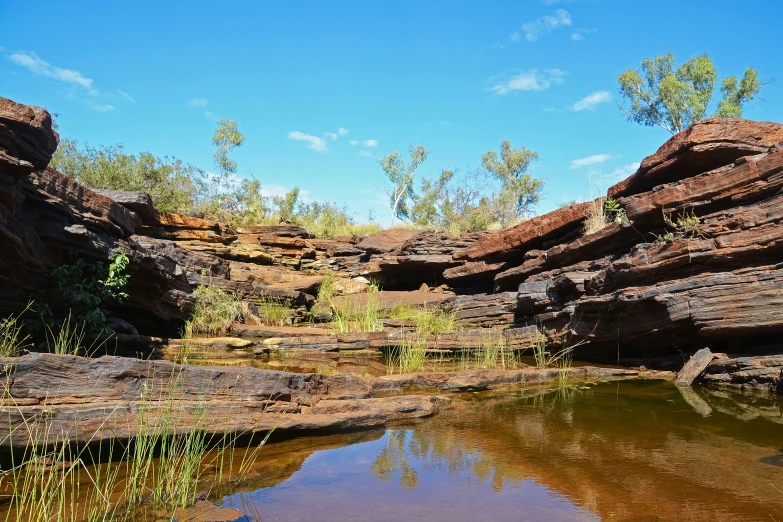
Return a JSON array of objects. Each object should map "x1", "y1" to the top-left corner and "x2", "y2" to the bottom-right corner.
[{"x1": 2, "y1": 0, "x2": 781, "y2": 225}]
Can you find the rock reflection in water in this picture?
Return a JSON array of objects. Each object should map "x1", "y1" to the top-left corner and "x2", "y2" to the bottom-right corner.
[{"x1": 220, "y1": 381, "x2": 783, "y2": 521}]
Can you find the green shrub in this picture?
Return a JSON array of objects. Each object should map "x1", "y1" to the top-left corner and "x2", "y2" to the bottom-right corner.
[
  {"x1": 32, "y1": 252, "x2": 130, "y2": 335},
  {"x1": 187, "y1": 285, "x2": 246, "y2": 336}
]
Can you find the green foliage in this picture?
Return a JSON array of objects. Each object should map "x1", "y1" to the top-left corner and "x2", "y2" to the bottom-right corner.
[
  {"x1": 618, "y1": 52, "x2": 761, "y2": 134},
  {"x1": 604, "y1": 197, "x2": 628, "y2": 225},
  {"x1": 660, "y1": 209, "x2": 701, "y2": 242},
  {"x1": 481, "y1": 140, "x2": 544, "y2": 222},
  {"x1": 386, "y1": 305, "x2": 458, "y2": 336},
  {"x1": 317, "y1": 273, "x2": 337, "y2": 301},
  {"x1": 187, "y1": 285, "x2": 246, "y2": 337},
  {"x1": 331, "y1": 284, "x2": 383, "y2": 333},
  {"x1": 52, "y1": 139, "x2": 204, "y2": 214},
  {"x1": 0, "y1": 304, "x2": 32, "y2": 357},
  {"x1": 380, "y1": 145, "x2": 429, "y2": 223},
  {"x1": 715, "y1": 68, "x2": 762, "y2": 118},
  {"x1": 211, "y1": 118, "x2": 245, "y2": 177},
  {"x1": 32, "y1": 252, "x2": 131, "y2": 335},
  {"x1": 256, "y1": 298, "x2": 292, "y2": 327}
]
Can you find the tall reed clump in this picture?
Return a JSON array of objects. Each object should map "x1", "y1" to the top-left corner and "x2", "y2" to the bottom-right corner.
[
  {"x1": 0, "y1": 364, "x2": 283, "y2": 522},
  {"x1": 457, "y1": 332, "x2": 523, "y2": 371},
  {"x1": 256, "y1": 298, "x2": 292, "y2": 327},
  {"x1": 331, "y1": 284, "x2": 383, "y2": 333},
  {"x1": 0, "y1": 304, "x2": 31, "y2": 357},
  {"x1": 187, "y1": 285, "x2": 247, "y2": 336},
  {"x1": 385, "y1": 306, "x2": 461, "y2": 374},
  {"x1": 583, "y1": 197, "x2": 609, "y2": 236}
]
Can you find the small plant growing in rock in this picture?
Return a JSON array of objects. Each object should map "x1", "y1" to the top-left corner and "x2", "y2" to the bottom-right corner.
[
  {"x1": 659, "y1": 209, "x2": 702, "y2": 242},
  {"x1": 604, "y1": 197, "x2": 629, "y2": 225},
  {"x1": 32, "y1": 251, "x2": 131, "y2": 335}
]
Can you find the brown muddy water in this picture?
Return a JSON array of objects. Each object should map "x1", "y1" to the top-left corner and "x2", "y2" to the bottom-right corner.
[{"x1": 207, "y1": 380, "x2": 783, "y2": 522}]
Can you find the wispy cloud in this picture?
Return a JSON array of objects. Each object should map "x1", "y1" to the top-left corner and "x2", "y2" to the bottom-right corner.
[
  {"x1": 570, "y1": 90, "x2": 611, "y2": 111},
  {"x1": 489, "y1": 69, "x2": 567, "y2": 95},
  {"x1": 349, "y1": 139, "x2": 379, "y2": 148},
  {"x1": 7, "y1": 50, "x2": 97, "y2": 94},
  {"x1": 359, "y1": 150, "x2": 374, "y2": 158},
  {"x1": 288, "y1": 131, "x2": 328, "y2": 152},
  {"x1": 608, "y1": 162, "x2": 640, "y2": 180},
  {"x1": 516, "y1": 9, "x2": 572, "y2": 42},
  {"x1": 4, "y1": 50, "x2": 135, "y2": 112},
  {"x1": 188, "y1": 98, "x2": 208, "y2": 107},
  {"x1": 571, "y1": 28, "x2": 597, "y2": 41},
  {"x1": 571, "y1": 154, "x2": 613, "y2": 168},
  {"x1": 493, "y1": 41, "x2": 506, "y2": 50},
  {"x1": 117, "y1": 90, "x2": 135, "y2": 102},
  {"x1": 338, "y1": 127, "x2": 349, "y2": 136},
  {"x1": 325, "y1": 132, "x2": 339, "y2": 140}
]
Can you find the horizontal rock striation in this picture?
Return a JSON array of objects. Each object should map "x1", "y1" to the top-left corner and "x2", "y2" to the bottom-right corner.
[{"x1": 3, "y1": 94, "x2": 783, "y2": 376}]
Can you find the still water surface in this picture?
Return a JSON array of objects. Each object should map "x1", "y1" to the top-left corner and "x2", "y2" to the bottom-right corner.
[{"x1": 217, "y1": 380, "x2": 783, "y2": 521}]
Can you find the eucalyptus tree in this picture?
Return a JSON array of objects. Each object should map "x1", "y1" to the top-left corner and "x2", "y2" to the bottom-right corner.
[
  {"x1": 481, "y1": 140, "x2": 544, "y2": 223},
  {"x1": 379, "y1": 145, "x2": 429, "y2": 224},
  {"x1": 618, "y1": 52, "x2": 761, "y2": 134}
]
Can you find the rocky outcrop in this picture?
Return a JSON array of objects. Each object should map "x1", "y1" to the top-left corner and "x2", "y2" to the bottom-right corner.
[
  {"x1": 609, "y1": 118, "x2": 783, "y2": 198},
  {"x1": 0, "y1": 97, "x2": 58, "y2": 177},
  {"x1": 4, "y1": 94, "x2": 783, "y2": 376},
  {"x1": 0, "y1": 353, "x2": 443, "y2": 448}
]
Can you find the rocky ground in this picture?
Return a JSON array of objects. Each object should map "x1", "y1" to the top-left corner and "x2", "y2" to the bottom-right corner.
[{"x1": 1, "y1": 93, "x2": 782, "y2": 437}]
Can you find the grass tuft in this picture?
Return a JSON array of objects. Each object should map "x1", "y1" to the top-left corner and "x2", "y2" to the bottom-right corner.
[{"x1": 188, "y1": 285, "x2": 247, "y2": 336}]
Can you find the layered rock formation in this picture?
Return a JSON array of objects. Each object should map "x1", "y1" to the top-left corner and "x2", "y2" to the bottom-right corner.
[{"x1": 3, "y1": 94, "x2": 783, "y2": 379}]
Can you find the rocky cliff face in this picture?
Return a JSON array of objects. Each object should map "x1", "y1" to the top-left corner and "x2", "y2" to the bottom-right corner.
[{"x1": 3, "y1": 95, "x2": 783, "y2": 368}]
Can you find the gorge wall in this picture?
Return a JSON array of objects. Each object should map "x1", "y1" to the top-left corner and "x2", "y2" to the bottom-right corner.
[{"x1": 3, "y1": 95, "x2": 783, "y2": 369}]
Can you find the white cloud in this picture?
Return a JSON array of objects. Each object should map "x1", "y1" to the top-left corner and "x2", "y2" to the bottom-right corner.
[
  {"x1": 93, "y1": 104, "x2": 115, "y2": 112},
  {"x1": 117, "y1": 90, "x2": 135, "y2": 102},
  {"x1": 349, "y1": 139, "x2": 377, "y2": 147},
  {"x1": 570, "y1": 90, "x2": 612, "y2": 111},
  {"x1": 519, "y1": 9, "x2": 572, "y2": 42},
  {"x1": 571, "y1": 28, "x2": 596, "y2": 41},
  {"x1": 489, "y1": 69, "x2": 566, "y2": 95},
  {"x1": 608, "y1": 162, "x2": 640, "y2": 180},
  {"x1": 570, "y1": 154, "x2": 613, "y2": 168},
  {"x1": 359, "y1": 150, "x2": 374, "y2": 157},
  {"x1": 288, "y1": 131, "x2": 328, "y2": 152},
  {"x1": 338, "y1": 127, "x2": 349, "y2": 136},
  {"x1": 325, "y1": 132, "x2": 339, "y2": 140},
  {"x1": 8, "y1": 51, "x2": 96, "y2": 93},
  {"x1": 188, "y1": 98, "x2": 208, "y2": 107}
]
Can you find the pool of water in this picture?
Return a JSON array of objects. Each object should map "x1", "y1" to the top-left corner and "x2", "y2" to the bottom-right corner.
[{"x1": 218, "y1": 380, "x2": 783, "y2": 521}]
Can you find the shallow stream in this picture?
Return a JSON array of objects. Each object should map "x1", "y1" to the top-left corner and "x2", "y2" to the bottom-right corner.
[{"x1": 215, "y1": 380, "x2": 783, "y2": 521}]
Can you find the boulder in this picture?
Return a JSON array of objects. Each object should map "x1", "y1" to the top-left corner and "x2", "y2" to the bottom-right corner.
[
  {"x1": 458, "y1": 199, "x2": 595, "y2": 263},
  {"x1": 609, "y1": 118, "x2": 783, "y2": 198},
  {"x1": 356, "y1": 228, "x2": 420, "y2": 254},
  {"x1": 0, "y1": 96, "x2": 58, "y2": 177},
  {"x1": 93, "y1": 189, "x2": 160, "y2": 226}
]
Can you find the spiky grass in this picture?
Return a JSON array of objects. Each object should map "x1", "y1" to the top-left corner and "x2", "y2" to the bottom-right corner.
[
  {"x1": 583, "y1": 197, "x2": 609, "y2": 236},
  {"x1": 316, "y1": 273, "x2": 337, "y2": 302},
  {"x1": 0, "y1": 304, "x2": 31, "y2": 357},
  {"x1": 188, "y1": 285, "x2": 247, "y2": 337},
  {"x1": 256, "y1": 298, "x2": 292, "y2": 327},
  {"x1": 0, "y1": 358, "x2": 284, "y2": 521},
  {"x1": 331, "y1": 284, "x2": 382, "y2": 333},
  {"x1": 386, "y1": 305, "x2": 458, "y2": 336}
]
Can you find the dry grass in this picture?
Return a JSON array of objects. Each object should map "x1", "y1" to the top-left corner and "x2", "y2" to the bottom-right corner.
[{"x1": 583, "y1": 197, "x2": 609, "y2": 236}]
